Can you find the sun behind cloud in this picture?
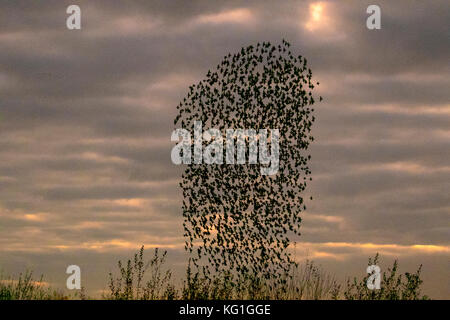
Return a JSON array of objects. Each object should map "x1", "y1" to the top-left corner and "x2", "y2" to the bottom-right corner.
[{"x1": 305, "y1": 2, "x2": 329, "y2": 32}]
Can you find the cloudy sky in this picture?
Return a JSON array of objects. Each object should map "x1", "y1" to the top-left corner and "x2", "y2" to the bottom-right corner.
[{"x1": 0, "y1": 0, "x2": 448, "y2": 298}]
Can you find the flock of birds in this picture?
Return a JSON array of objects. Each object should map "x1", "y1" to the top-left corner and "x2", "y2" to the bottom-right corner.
[{"x1": 175, "y1": 39, "x2": 321, "y2": 280}]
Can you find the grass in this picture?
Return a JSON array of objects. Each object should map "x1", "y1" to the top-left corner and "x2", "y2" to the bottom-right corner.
[
  {"x1": 0, "y1": 247, "x2": 429, "y2": 300},
  {"x1": 0, "y1": 270, "x2": 68, "y2": 300}
]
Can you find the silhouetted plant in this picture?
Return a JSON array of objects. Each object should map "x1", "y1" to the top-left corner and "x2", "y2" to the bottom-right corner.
[
  {"x1": 282, "y1": 260, "x2": 341, "y2": 300},
  {"x1": 182, "y1": 255, "x2": 340, "y2": 300},
  {"x1": 343, "y1": 253, "x2": 428, "y2": 300},
  {"x1": 106, "y1": 246, "x2": 176, "y2": 300},
  {"x1": 0, "y1": 270, "x2": 66, "y2": 300},
  {"x1": 0, "y1": 249, "x2": 430, "y2": 300}
]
